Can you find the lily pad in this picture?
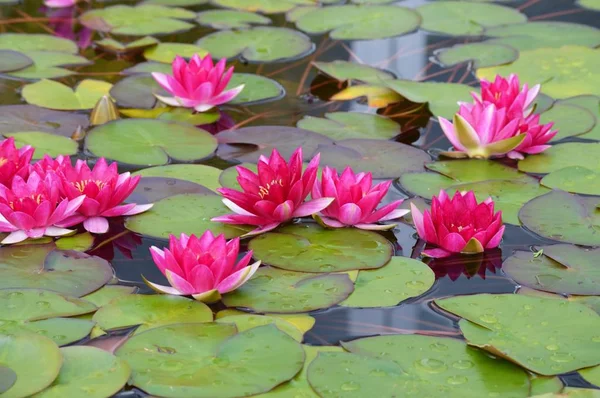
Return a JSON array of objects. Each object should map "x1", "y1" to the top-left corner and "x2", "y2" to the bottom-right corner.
[
  {"x1": 228, "y1": 73, "x2": 285, "y2": 104},
  {"x1": 81, "y1": 285, "x2": 137, "y2": 308},
  {"x1": 196, "y1": 27, "x2": 314, "y2": 62},
  {"x1": 55, "y1": 233, "x2": 95, "y2": 252},
  {"x1": 435, "y1": 42, "x2": 518, "y2": 69},
  {"x1": 0, "y1": 105, "x2": 89, "y2": 136},
  {"x1": 216, "y1": 126, "x2": 333, "y2": 163},
  {"x1": 541, "y1": 167, "x2": 600, "y2": 195},
  {"x1": 144, "y1": 0, "x2": 208, "y2": 4},
  {"x1": 503, "y1": 245, "x2": 600, "y2": 295},
  {"x1": 222, "y1": 266, "x2": 354, "y2": 313},
  {"x1": 215, "y1": 313, "x2": 306, "y2": 342},
  {"x1": 0, "y1": 333, "x2": 62, "y2": 398},
  {"x1": 385, "y1": 80, "x2": 473, "y2": 119},
  {"x1": 330, "y1": 85, "x2": 402, "y2": 108},
  {"x1": 196, "y1": 10, "x2": 271, "y2": 29},
  {"x1": 0, "y1": 50, "x2": 32, "y2": 73},
  {"x1": 143, "y1": 42, "x2": 208, "y2": 63},
  {"x1": 129, "y1": 177, "x2": 215, "y2": 204},
  {"x1": 314, "y1": 139, "x2": 430, "y2": 178},
  {"x1": 3, "y1": 132, "x2": 77, "y2": 159},
  {"x1": 117, "y1": 323, "x2": 304, "y2": 397},
  {"x1": 93, "y1": 294, "x2": 212, "y2": 334},
  {"x1": 0, "y1": 33, "x2": 77, "y2": 53},
  {"x1": 80, "y1": 5, "x2": 196, "y2": 36},
  {"x1": 133, "y1": 164, "x2": 222, "y2": 191},
  {"x1": 0, "y1": 244, "x2": 113, "y2": 297},
  {"x1": 120, "y1": 108, "x2": 221, "y2": 126},
  {"x1": 85, "y1": 119, "x2": 217, "y2": 166},
  {"x1": 211, "y1": 0, "x2": 323, "y2": 13},
  {"x1": 125, "y1": 193, "x2": 249, "y2": 239},
  {"x1": 219, "y1": 163, "x2": 258, "y2": 190},
  {"x1": 0, "y1": 288, "x2": 96, "y2": 321},
  {"x1": 249, "y1": 224, "x2": 393, "y2": 273},
  {"x1": 340, "y1": 257, "x2": 434, "y2": 308},
  {"x1": 580, "y1": 365, "x2": 600, "y2": 388},
  {"x1": 557, "y1": 96, "x2": 600, "y2": 141},
  {"x1": 539, "y1": 103, "x2": 596, "y2": 142},
  {"x1": 294, "y1": 5, "x2": 421, "y2": 40},
  {"x1": 6, "y1": 51, "x2": 90, "y2": 80},
  {"x1": 518, "y1": 143, "x2": 600, "y2": 174},
  {"x1": 342, "y1": 334, "x2": 530, "y2": 397},
  {"x1": 0, "y1": 366, "x2": 16, "y2": 394},
  {"x1": 417, "y1": 1, "x2": 526, "y2": 36},
  {"x1": 95, "y1": 36, "x2": 159, "y2": 55},
  {"x1": 297, "y1": 112, "x2": 401, "y2": 140},
  {"x1": 519, "y1": 190, "x2": 600, "y2": 246},
  {"x1": 312, "y1": 60, "x2": 394, "y2": 85},
  {"x1": 21, "y1": 79, "x2": 112, "y2": 111},
  {"x1": 33, "y1": 346, "x2": 130, "y2": 398},
  {"x1": 0, "y1": 317, "x2": 95, "y2": 347},
  {"x1": 477, "y1": 46, "x2": 600, "y2": 99},
  {"x1": 436, "y1": 294, "x2": 600, "y2": 375}
]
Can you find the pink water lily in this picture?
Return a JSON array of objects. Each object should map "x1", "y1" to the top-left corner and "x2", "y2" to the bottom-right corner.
[
  {"x1": 56, "y1": 158, "x2": 152, "y2": 234},
  {"x1": 410, "y1": 190, "x2": 504, "y2": 258},
  {"x1": 213, "y1": 148, "x2": 334, "y2": 236},
  {"x1": 31, "y1": 154, "x2": 71, "y2": 175},
  {"x1": 151, "y1": 54, "x2": 244, "y2": 112},
  {"x1": 145, "y1": 231, "x2": 261, "y2": 303},
  {"x1": 312, "y1": 166, "x2": 408, "y2": 230},
  {"x1": 0, "y1": 172, "x2": 84, "y2": 244},
  {"x1": 43, "y1": 0, "x2": 78, "y2": 8},
  {"x1": 0, "y1": 137, "x2": 34, "y2": 187}
]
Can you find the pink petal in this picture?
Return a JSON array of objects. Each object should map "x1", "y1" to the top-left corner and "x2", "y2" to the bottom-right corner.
[
  {"x1": 354, "y1": 223, "x2": 397, "y2": 231},
  {"x1": 292, "y1": 197, "x2": 334, "y2": 218},
  {"x1": 317, "y1": 216, "x2": 346, "y2": 229},
  {"x1": 45, "y1": 227, "x2": 74, "y2": 237},
  {"x1": 241, "y1": 222, "x2": 281, "y2": 237},
  {"x1": 216, "y1": 260, "x2": 261, "y2": 294},
  {"x1": 123, "y1": 203, "x2": 153, "y2": 216},
  {"x1": 422, "y1": 248, "x2": 452, "y2": 258},
  {"x1": 1, "y1": 230, "x2": 28, "y2": 244},
  {"x1": 338, "y1": 203, "x2": 363, "y2": 225},
  {"x1": 83, "y1": 217, "x2": 109, "y2": 234},
  {"x1": 165, "y1": 269, "x2": 196, "y2": 295},
  {"x1": 440, "y1": 232, "x2": 467, "y2": 253}
]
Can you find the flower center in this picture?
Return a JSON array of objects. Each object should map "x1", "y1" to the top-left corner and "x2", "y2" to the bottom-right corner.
[
  {"x1": 72, "y1": 179, "x2": 107, "y2": 192},
  {"x1": 0, "y1": 158, "x2": 6, "y2": 167},
  {"x1": 258, "y1": 179, "x2": 283, "y2": 199},
  {"x1": 9, "y1": 194, "x2": 44, "y2": 210}
]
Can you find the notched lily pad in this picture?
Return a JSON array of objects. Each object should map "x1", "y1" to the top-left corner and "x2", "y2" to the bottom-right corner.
[
  {"x1": 0, "y1": 105, "x2": 89, "y2": 136},
  {"x1": 297, "y1": 112, "x2": 401, "y2": 141},
  {"x1": 196, "y1": 10, "x2": 271, "y2": 29},
  {"x1": 215, "y1": 313, "x2": 307, "y2": 342},
  {"x1": 313, "y1": 60, "x2": 394, "y2": 85},
  {"x1": 0, "y1": 288, "x2": 96, "y2": 321},
  {"x1": 539, "y1": 103, "x2": 596, "y2": 142},
  {"x1": 541, "y1": 167, "x2": 600, "y2": 195},
  {"x1": 435, "y1": 42, "x2": 518, "y2": 69},
  {"x1": 22, "y1": 79, "x2": 113, "y2": 111},
  {"x1": 519, "y1": 143, "x2": 600, "y2": 174},
  {"x1": 128, "y1": 177, "x2": 214, "y2": 204},
  {"x1": 133, "y1": 164, "x2": 222, "y2": 192},
  {"x1": 4, "y1": 131, "x2": 77, "y2": 159}
]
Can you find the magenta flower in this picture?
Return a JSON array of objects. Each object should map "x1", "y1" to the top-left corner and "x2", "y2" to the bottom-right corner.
[
  {"x1": 31, "y1": 154, "x2": 71, "y2": 176},
  {"x1": 57, "y1": 158, "x2": 152, "y2": 234},
  {"x1": 410, "y1": 190, "x2": 504, "y2": 258},
  {"x1": 0, "y1": 172, "x2": 84, "y2": 244},
  {"x1": 509, "y1": 113, "x2": 557, "y2": 159},
  {"x1": 213, "y1": 148, "x2": 334, "y2": 236},
  {"x1": 312, "y1": 166, "x2": 408, "y2": 230},
  {"x1": 44, "y1": 0, "x2": 78, "y2": 8},
  {"x1": 0, "y1": 137, "x2": 34, "y2": 187},
  {"x1": 145, "y1": 231, "x2": 261, "y2": 303},
  {"x1": 151, "y1": 54, "x2": 244, "y2": 112}
]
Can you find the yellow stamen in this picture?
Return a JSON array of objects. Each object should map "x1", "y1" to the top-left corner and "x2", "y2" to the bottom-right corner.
[
  {"x1": 258, "y1": 179, "x2": 283, "y2": 199},
  {"x1": 0, "y1": 158, "x2": 6, "y2": 168},
  {"x1": 72, "y1": 179, "x2": 107, "y2": 193}
]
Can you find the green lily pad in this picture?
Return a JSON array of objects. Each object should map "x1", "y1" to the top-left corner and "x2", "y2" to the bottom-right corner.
[
  {"x1": 0, "y1": 50, "x2": 32, "y2": 73},
  {"x1": 435, "y1": 42, "x2": 518, "y2": 68},
  {"x1": 0, "y1": 244, "x2": 113, "y2": 297},
  {"x1": 249, "y1": 224, "x2": 393, "y2": 273},
  {"x1": 518, "y1": 143, "x2": 600, "y2": 174},
  {"x1": 228, "y1": 73, "x2": 285, "y2": 104},
  {"x1": 55, "y1": 233, "x2": 94, "y2": 252},
  {"x1": 85, "y1": 119, "x2": 217, "y2": 166},
  {"x1": 125, "y1": 193, "x2": 250, "y2": 239},
  {"x1": 211, "y1": 0, "x2": 324, "y2": 13},
  {"x1": 0, "y1": 33, "x2": 77, "y2": 53},
  {"x1": 436, "y1": 294, "x2": 600, "y2": 375},
  {"x1": 109, "y1": 74, "x2": 167, "y2": 109},
  {"x1": 315, "y1": 138, "x2": 431, "y2": 178},
  {"x1": 122, "y1": 108, "x2": 221, "y2": 126},
  {"x1": 0, "y1": 366, "x2": 16, "y2": 394},
  {"x1": 195, "y1": 27, "x2": 314, "y2": 62},
  {"x1": 81, "y1": 285, "x2": 137, "y2": 308},
  {"x1": 222, "y1": 266, "x2": 354, "y2": 313},
  {"x1": 0, "y1": 288, "x2": 96, "y2": 321},
  {"x1": 0, "y1": 105, "x2": 89, "y2": 136},
  {"x1": 477, "y1": 46, "x2": 600, "y2": 99},
  {"x1": 215, "y1": 313, "x2": 306, "y2": 342},
  {"x1": 580, "y1": 365, "x2": 600, "y2": 387},
  {"x1": 541, "y1": 167, "x2": 600, "y2": 196},
  {"x1": 570, "y1": 296, "x2": 600, "y2": 315},
  {"x1": 219, "y1": 163, "x2": 258, "y2": 190},
  {"x1": 117, "y1": 323, "x2": 305, "y2": 397},
  {"x1": 93, "y1": 294, "x2": 212, "y2": 334},
  {"x1": 80, "y1": 5, "x2": 196, "y2": 36},
  {"x1": 295, "y1": 5, "x2": 421, "y2": 40},
  {"x1": 95, "y1": 36, "x2": 159, "y2": 54},
  {"x1": 123, "y1": 61, "x2": 177, "y2": 75},
  {"x1": 196, "y1": 10, "x2": 271, "y2": 29},
  {"x1": 385, "y1": 80, "x2": 473, "y2": 119},
  {"x1": 0, "y1": 317, "x2": 95, "y2": 347},
  {"x1": 297, "y1": 112, "x2": 400, "y2": 140},
  {"x1": 312, "y1": 60, "x2": 394, "y2": 85},
  {"x1": 342, "y1": 334, "x2": 530, "y2": 397},
  {"x1": 579, "y1": 0, "x2": 600, "y2": 10},
  {"x1": 143, "y1": 42, "x2": 208, "y2": 63},
  {"x1": 21, "y1": 79, "x2": 113, "y2": 111},
  {"x1": 533, "y1": 388, "x2": 600, "y2": 398},
  {"x1": 529, "y1": 375, "x2": 564, "y2": 396},
  {"x1": 484, "y1": 22, "x2": 600, "y2": 51},
  {"x1": 32, "y1": 346, "x2": 130, "y2": 398},
  {"x1": 3, "y1": 132, "x2": 77, "y2": 159},
  {"x1": 417, "y1": 1, "x2": 526, "y2": 36},
  {"x1": 0, "y1": 333, "x2": 62, "y2": 398},
  {"x1": 340, "y1": 257, "x2": 434, "y2": 308},
  {"x1": 6, "y1": 51, "x2": 90, "y2": 80},
  {"x1": 519, "y1": 190, "x2": 600, "y2": 246},
  {"x1": 539, "y1": 103, "x2": 596, "y2": 142},
  {"x1": 557, "y1": 96, "x2": 600, "y2": 141},
  {"x1": 144, "y1": 0, "x2": 208, "y2": 4},
  {"x1": 503, "y1": 245, "x2": 600, "y2": 295},
  {"x1": 133, "y1": 164, "x2": 222, "y2": 192}
]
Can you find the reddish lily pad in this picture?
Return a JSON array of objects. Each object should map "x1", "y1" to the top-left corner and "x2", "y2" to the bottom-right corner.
[
  {"x1": 216, "y1": 126, "x2": 333, "y2": 163},
  {"x1": 133, "y1": 164, "x2": 222, "y2": 192},
  {"x1": 128, "y1": 177, "x2": 214, "y2": 204},
  {"x1": 519, "y1": 190, "x2": 600, "y2": 246},
  {"x1": 314, "y1": 139, "x2": 430, "y2": 178},
  {"x1": 222, "y1": 266, "x2": 354, "y2": 313},
  {"x1": 0, "y1": 105, "x2": 89, "y2": 136},
  {"x1": 248, "y1": 224, "x2": 393, "y2": 273},
  {"x1": 0, "y1": 244, "x2": 113, "y2": 297},
  {"x1": 116, "y1": 323, "x2": 305, "y2": 398}
]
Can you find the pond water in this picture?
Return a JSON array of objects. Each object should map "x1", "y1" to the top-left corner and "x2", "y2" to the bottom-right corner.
[{"x1": 1, "y1": 0, "x2": 600, "y2": 397}]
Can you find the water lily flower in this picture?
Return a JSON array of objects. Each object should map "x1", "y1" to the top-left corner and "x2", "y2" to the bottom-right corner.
[
  {"x1": 508, "y1": 113, "x2": 557, "y2": 160},
  {"x1": 151, "y1": 54, "x2": 244, "y2": 112},
  {"x1": 312, "y1": 166, "x2": 408, "y2": 230},
  {"x1": 0, "y1": 172, "x2": 84, "y2": 244},
  {"x1": 144, "y1": 231, "x2": 261, "y2": 303},
  {"x1": 44, "y1": 0, "x2": 78, "y2": 8},
  {"x1": 31, "y1": 154, "x2": 71, "y2": 175},
  {"x1": 57, "y1": 158, "x2": 152, "y2": 234},
  {"x1": 0, "y1": 137, "x2": 34, "y2": 187},
  {"x1": 212, "y1": 148, "x2": 334, "y2": 236},
  {"x1": 410, "y1": 190, "x2": 504, "y2": 258}
]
